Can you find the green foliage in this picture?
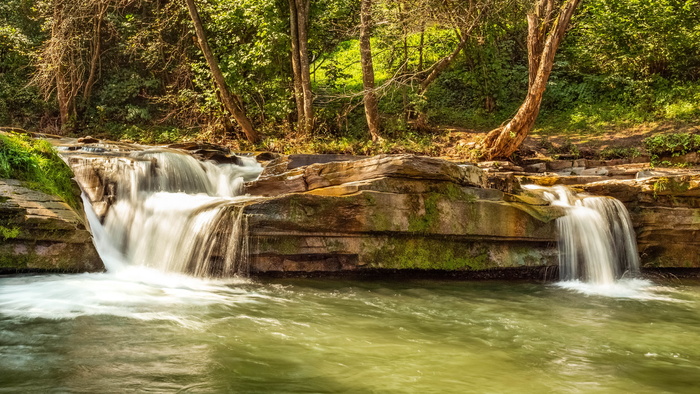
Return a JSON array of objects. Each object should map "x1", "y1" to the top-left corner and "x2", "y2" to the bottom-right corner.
[
  {"x1": 0, "y1": 133, "x2": 78, "y2": 208},
  {"x1": 563, "y1": 0, "x2": 700, "y2": 81},
  {"x1": 0, "y1": 0, "x2": 46, "y2": 128},
  {"x1": 644, "y1": 133, "x2": 700, "y2": 160},
  {"x1": 203, "y1": 0, "x2": 293, "y2": 123},
  {"x1": 0, "y1": 0, "x2": 698, "y2": 154},
  {"x1": 599, "y1": 146, "x2": 641, "y2": 160}
]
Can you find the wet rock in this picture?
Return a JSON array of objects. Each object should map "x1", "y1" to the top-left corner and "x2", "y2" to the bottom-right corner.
[
  {"x1": 244, "y1": 189, "x2": 561, "y2": 273},
  {"x1": 192, "y1": 149, "x2": 243, "y2": 165},
  {"x1": 582, "y1": 167, "x2": 609, "y2": 176},
  {"x1": 234, "y1": 154, "x2": 566, "y2": 274},
  {"x1": 524, "y1": 163, "x2": 546, "y2": 173},
  {"x1": 546, "y1": 160, "x2": 573, "y2": 171},
  {"x1": 478, "y1": 161, "x2": 524, "y2": 172},
  {"x1": 78, "y1": 136, "x2": 100, "y2": 144},
  {"x1": 255, "y1": 152, "x2": 280, "y2": 162},
  {"x1": 167, "y1": 141, "x2": 229, "y2": 152}
]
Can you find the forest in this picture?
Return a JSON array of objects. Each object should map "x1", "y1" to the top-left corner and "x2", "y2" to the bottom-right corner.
[{"x1": 1, "y1": 0, "x2": 699, "y2": 159}]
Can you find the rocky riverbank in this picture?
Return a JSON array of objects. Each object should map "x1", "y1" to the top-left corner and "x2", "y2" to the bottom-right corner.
[
  {"x1": 0, "y1": 179, "x2": 102, "y2": 273},
  {"x1": 43, "y1": 135, "x2": 700, "y2": 276}
]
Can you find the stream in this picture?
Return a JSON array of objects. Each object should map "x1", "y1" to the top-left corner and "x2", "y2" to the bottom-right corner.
[{"x1": 1, "y1": 270, "x2": 699, "y2": 393}]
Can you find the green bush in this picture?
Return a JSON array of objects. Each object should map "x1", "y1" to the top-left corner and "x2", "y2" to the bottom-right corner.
[
  {"x1": 0, "y1": 133, "x2": 78, "y2": 208},
  {"x1": 644, "y1": 133, "x2": 700, "y2": 156}
]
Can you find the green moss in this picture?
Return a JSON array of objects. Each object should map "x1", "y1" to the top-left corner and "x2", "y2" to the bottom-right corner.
[
  {"x1": 365, "y1": 238, "x2": 492, "y2": 271},
  {"x1": 0, "y1": 133, "x2": 78, "y2": 209},
  {"x1": 407, "y1": 193, "x2": 442, "y2": 233},
  {"x1": 653, "y1": 177, "x2": 690, "y2": 195},
  {"x1": 0, "y1": 253, "x2": 31, "y2": 269},
  {"x1": 0, "y1": 225, "x2": 20, "y2": 240}
]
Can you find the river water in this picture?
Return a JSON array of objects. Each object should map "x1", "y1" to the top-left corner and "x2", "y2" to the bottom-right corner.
[{"x1": 1, "y1": 271, "x2": 699, "y2": 393}]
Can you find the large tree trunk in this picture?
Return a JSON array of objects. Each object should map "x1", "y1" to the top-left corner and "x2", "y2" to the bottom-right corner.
[
  {"x1": 480, "y1": 0, "x2": 581, "y2": 160},
  {"x1": 359, "y1": 0, "x2": 381, "y2": 141},
  {"x1": 288, "y1": 0, "x2": 313, "y2": 134},
  {"x1": 185, "y1": 0, "x2": 260, "y2": 142}
]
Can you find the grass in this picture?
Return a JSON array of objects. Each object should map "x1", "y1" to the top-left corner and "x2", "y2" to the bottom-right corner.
[{"x1": 0, "y1": 132, "x2": 78, "y2": 209}]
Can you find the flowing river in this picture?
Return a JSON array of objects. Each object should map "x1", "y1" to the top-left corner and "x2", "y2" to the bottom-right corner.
[{"x1": 1, "y1": 271, "x2": 699, "y2": 393}]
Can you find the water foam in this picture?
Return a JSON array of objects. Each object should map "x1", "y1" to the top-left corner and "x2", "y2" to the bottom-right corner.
[{"x1": 0, "y1": 268, "x2": 261, "y2": 324}]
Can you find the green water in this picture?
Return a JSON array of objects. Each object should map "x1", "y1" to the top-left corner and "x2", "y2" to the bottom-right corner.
[{"x1": 1, "y1": 272, "x2": 699, "y2": 393}]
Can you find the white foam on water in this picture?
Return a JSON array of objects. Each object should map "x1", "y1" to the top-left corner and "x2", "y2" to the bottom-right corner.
[
  {"x1": 554, "y1": 278, "x2": 681, "y2": 301},
  {"x1": 0, "y1": 268, "x2": 264, "y2": 324}
]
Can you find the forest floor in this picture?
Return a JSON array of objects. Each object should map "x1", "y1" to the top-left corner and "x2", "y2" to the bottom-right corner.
[{"x1": 430, "y1": 120, "x2": 700, "y2": 162}]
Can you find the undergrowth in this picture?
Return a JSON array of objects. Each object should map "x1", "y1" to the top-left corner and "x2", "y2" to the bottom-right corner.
[
  {"x1": 0, "y1": 133, "x2": 78, "y2": 209},
  {"x1": 644, "y1": 132, "x2": 700, "y2": 166}
]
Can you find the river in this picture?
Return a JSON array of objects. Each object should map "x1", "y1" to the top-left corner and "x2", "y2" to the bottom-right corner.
[{"x1": 1, "y1": 270, "x2": 699, "y2": 393}]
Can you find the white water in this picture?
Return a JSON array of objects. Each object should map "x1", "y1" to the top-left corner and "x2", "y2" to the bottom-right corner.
[
  {"x1": 87, "y1": 149, "x2": 263, "y2": 277},
  {"x1": 525, "y1": 185, "x2": 642, "y2": 291}
]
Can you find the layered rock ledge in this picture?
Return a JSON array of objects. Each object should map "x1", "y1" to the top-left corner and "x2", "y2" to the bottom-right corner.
[
  {"x1": 0, "y1": 179, "x2": 103, "y2": 273},
  {"x1": 62, "y1": 136, "x2": 700, "y2": 276},
  {"x1": 576, "y1": 173, "x2": 700, "y2": 267},
  {"x1": 242, "y1": 154, "x2": 562, "y2": 275}
]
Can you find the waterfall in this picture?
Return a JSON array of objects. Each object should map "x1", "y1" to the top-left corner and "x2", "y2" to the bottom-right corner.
[
  {"x1": 84, "y1": 148, "x2": 262, "y2": 277},
  {"x1": 526, "y1": 185, "x2": 640, "y2": 284}
]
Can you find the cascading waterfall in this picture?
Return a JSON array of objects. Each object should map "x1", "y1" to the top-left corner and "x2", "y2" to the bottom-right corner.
[
  {"x1": 526, "y1": 185, "x2": 640, "y2": 285},
  {"x1": 86, "y1": 148, "x2": 262, "y2": 277}
]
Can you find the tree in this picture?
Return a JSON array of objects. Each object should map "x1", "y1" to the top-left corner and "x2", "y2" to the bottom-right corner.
[
  {"x1": 288, "y1": 0, "x2": 313, "y2": 134},
  {"x1": 480, "y1": 0, "x2": 581, "y2": 159},
  {"x1": 412, "y1": 0, "x2": 495, "y2": 129},
  {"x1": 359, "y1": 0, "x2": 381, "y2": 141},
  {"x1": 33, "y1": 0, "x2": 130, "y2": 130},
  {"x1": 185, "y1": 0, "x2": 260, "y2": 142}
]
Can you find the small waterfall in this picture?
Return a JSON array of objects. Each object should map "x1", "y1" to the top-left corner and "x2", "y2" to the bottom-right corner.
[
  {"x1": 85, "y1": 148, "x2": 262, "y2": 277},
  {"x1": 526, "y1": 186, "x2": 640, "y2": 284}
]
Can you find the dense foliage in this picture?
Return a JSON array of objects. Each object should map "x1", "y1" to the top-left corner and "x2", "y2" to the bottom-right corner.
[
  {"x1": 0, "y1": 132, "x2": 77, "y2": 207},
  {"x1": 0, "y1": 0, "x2": 698, "y2": 151}
]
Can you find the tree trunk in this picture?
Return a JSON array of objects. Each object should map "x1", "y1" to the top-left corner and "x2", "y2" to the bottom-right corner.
[
  {"x1": 185, "y1": 0, "x2": 260, "y2": 142},
  {"x1": 359, "y1": 0, "x2": 381, "y2": 141},
  {"x1": 288, "y1": 0, "x2": 305, "y2": 131},
  {"x1": 83, "y1": 2, "x2": 108, "y2": 103},
  {"x1": 52, "y1": 1, "x2": 71, "y2": 130},
  {"x1": 481, "y1": 0, "x2": 581, "y2": 160},
  {"x1": 288, "y1": 0, "x2": 313, "y2": 134}
]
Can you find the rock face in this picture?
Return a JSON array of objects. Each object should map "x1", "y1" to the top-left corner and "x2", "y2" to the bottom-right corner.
[
  {"x1": 579, "y1": 173, "x2": 700, "y2": 267},
  {"x1": 242, "y1": 155, "x2": 561, "y2": 274},
  {"x1": 0, "y1": 180, "x2": 103, "y2": 273}
]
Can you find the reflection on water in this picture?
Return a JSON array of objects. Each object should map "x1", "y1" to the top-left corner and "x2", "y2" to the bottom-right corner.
[{"x1": 2, "y1": 272, "x2": 700, "y2": 393}]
